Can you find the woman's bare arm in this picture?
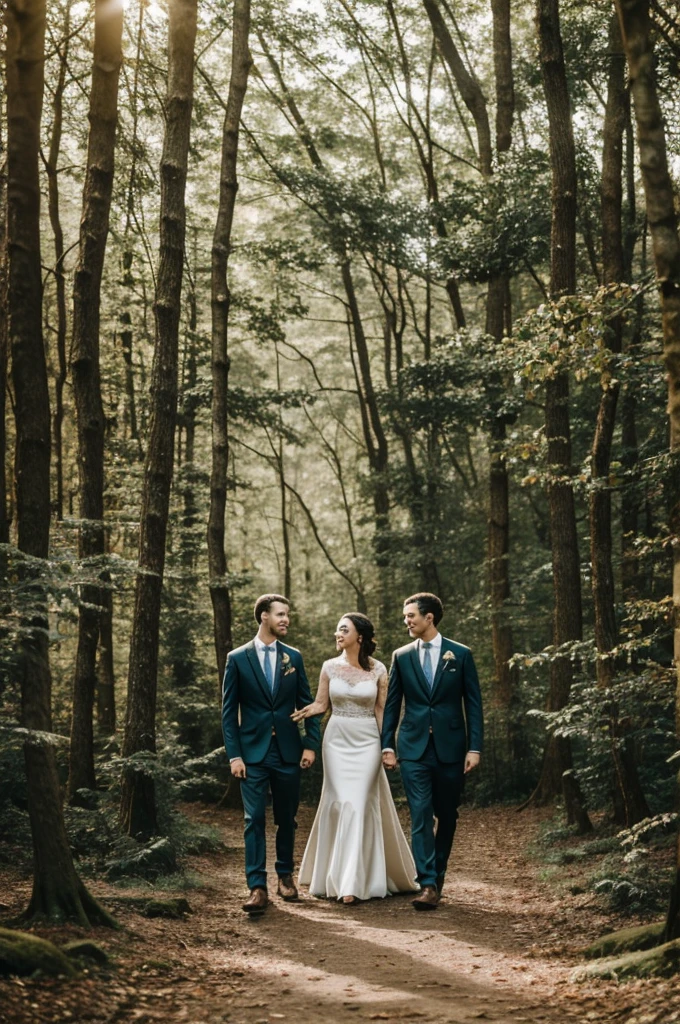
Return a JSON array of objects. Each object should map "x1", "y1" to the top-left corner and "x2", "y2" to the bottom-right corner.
[
  {"x1": 291, "y1": 667, "x2": 330, "y2": 721},
  {"x1": 374, "y1": 669, "x2": 388, "y2": 732}
]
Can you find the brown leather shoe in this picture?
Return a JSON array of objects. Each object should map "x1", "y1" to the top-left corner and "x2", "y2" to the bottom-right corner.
[
  {"x1": 242, "y1": 887, "x2": 268, "y2": 913},
  {"x1": 277, "y1": 874, "x2": 298, "y2": 901},
  {"x1": 412, "y1": 885, "x2": 439, "y2": 910}
]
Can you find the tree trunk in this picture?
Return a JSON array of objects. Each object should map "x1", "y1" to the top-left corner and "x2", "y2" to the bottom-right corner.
[
  {"x1": 7, "y1": 0, "x2": 114, "y2": 926},
  {"x1": 0, "y1": 81, "x2": 9, "y2": 545},
  {"x1": 592, "y1": 14, "x2": 625, "y2": 695},
  {"x1": 490, "y1": 0, "x2": 514, "y2": 153},
  {"x1": 119, "y1": 0, "x2": 145, "y2": 451},
  {"x1": 96, "y1": 579, "x2": 116, "y2": 735},
  {"x1": 620, "y1": 385, "x2": 641, "y2": 599},
  {"x1": 120, "y1": 0, "x2": 198, "y2": 838},
  {"x1": 486, "y1": 1, "x2": 523, "y2": 780},
  {"x1": 259, "y1": 31, "x2": 392, "y2": 625},
  {"x1": 613, "y1": 0, "x2": 680, "y2": 942},
  {"x1": 67, "y1": 0, "x2": 123, "y2": 802},
  {"x1": 181, "y1": 238, "x2": 199, "y2": 566},
  {"x1": 621, "y1": 117, "x2": 646, "y2": 602},
  {"x1": 422, "y1": 0, "x2": 493, "y2": 175},
  {"x1": 590, "y1": 14, "x2": 650, "y2": 826},
  {"x1": 275, "y1": 344, "x2": 292, "y2": 597},
  {"x1": 532, "y1": 0, "x2": 588, "y2": 821},
  {"x1": 44, "y1": 6, "x2": 70, "y2": 522},
  {"x1": 209, "y1": 0, "x2": 251, "y2": 678}
]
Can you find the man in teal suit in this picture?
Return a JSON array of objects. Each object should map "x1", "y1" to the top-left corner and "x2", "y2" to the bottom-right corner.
[
  {"x1": 222, "y1": 594, "x2": 320, "y2": 914},
  {"x1": 381, "y1": 592, "x2": 483, "y2": 910}
]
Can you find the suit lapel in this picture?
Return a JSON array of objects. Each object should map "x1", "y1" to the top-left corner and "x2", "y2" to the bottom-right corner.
[
  {"x1": 408, "y1": 644, "x2": 432, "y2": 699},
  {"x1": 245, "y1": 642, "x2": 274, "y2": 704},
  {"x1": 430, "y1": 637, "x2": 452, "y2": 696}
]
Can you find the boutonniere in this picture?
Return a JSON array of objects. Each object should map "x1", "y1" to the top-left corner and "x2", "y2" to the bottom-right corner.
[
  {"x1": 281, "y1": 652, "x2": 296, "y2": 676},
  {"x1": 442, "y1": 650, "x2": 457, "y2": 670}
]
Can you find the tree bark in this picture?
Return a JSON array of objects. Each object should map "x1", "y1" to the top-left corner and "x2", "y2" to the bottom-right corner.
[
  {"x1": 490, "y1": 0, "x2": 514, "y2": 153},
  {"x1": 7, "y1": 0, "x2": 114, "y2": 926},
  {"x1": 44, "y1": 5, "x2": 70, "y2": 522},
  {"x1": 209, "y1": 0, "x2": 251, "y2": 678},
  {"x1": 67, "y1": 0, "x2": 123, "y2": 802},
  {"x1": 422, "y1": 0, "x2": 493, "y2": 175},
  {"x1": 613, "y1": 0, "x2": 680, "y2": 942},
  {"x1": 486, "y1": 1, "x2": 523, "y2": 779},
  {"x1": 0, "y1": 81, "x2": 9, "y2": 545},
  {"x1": 119, "y1": 0, "x2": 145, "y2": 450},
  {"x1": 621, "y1": 122, "x2": 644, "y2": 600},
  {"x1": 532, "y1": 0, "x2": 588, "y2": 822},
  {"x1": 120, "y1": 0, "x2": 198, "y2": 838},
  {"x1": 95, "y1": 580, "x2": 116, "y2": 735},
  {"x1": 275, "y1": 344, "x2": 292, "y2": 597},
  {"x1": 590, "y1": 14, "x2": 650, "y2": 826}
]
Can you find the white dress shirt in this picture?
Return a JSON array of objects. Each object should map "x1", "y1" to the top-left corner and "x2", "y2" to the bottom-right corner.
[
  {"x1": 418, "y1": 632, "x2": 442, "y2": 675},
  {"x1": 254, "y1": 635, "x2": 277, "y2": 674}
]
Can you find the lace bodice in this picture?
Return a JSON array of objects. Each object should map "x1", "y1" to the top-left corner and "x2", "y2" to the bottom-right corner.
[{"x1": 323, "y1": 655, "x2": 387, "y2": 719}]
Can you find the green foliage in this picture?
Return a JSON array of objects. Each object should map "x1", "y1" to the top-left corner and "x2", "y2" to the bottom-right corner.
[
  {"x1": 591, "y1": 863, "x2": 671, "y2": 916},
  {"x1": 6, "y1": 0, "x2": 679, "y2": 868}
]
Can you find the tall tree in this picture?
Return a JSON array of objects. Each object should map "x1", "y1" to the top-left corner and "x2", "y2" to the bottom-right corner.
[
  {"x1": 67, "y1": 0, "x2": 124, "y2": 802},
  {"x1": 614, "y1": 0, "x2": 680, "y2": 942},
  {"x1": 7, "y1": 0, "x2": 113, "y2": 924},
  {"x1": 423, "y1": 0, "x2": 521, "y2": 774},
  {"x1": 485, "y1": 0, "x2": 523, "y2": 775},
  {"x1": 422, "y1": 0, "x2": 492, "y2": 176},
  {"x1": 43, "y1": 3, "x2": 71, "y2": 521},
  {"x1": 120, "y1": 0, "x2": 198, "y2": 838},
  {"x1": 532, "y1": 0, "x2": 589, "y2": 825},
  {"x1": 589, "y1": 13, "x2": 650, "y2": 826},
  {"x1": 118, "y1": 0, "x2": 146, "y2": 451},
  {"x1": 0, "y1": 76, "x2": 9, "y2": 545},
  {"x1": 208, "y1": 0, "x2": 251, "y2": 678},
  {"x1": 257, "y1": 30, "x2": 392, "y2": 625}
]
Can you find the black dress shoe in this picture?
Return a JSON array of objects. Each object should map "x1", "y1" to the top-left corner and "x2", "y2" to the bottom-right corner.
[
  {"x1": 277, "y1": 874, "x2": 299, "y2": 901},
  {"x1": 242, "y1": 887, "x2": 268, "y2": 913}
]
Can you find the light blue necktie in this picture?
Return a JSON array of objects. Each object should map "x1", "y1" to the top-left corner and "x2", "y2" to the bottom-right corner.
[
  {"x1": 422, "y1": 641, "x2": 434, "y2": 688},
  {"x1": 263, "y1": 644, "x2": 275, "y2": 690}
]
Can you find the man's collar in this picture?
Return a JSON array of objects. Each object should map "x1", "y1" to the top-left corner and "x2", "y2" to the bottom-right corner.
[
  {"x1": 419, "y1": 631, "x2": 442, "y2": 648},
  {"x1": 254, "y1": 635, "x2": 277, "y2": 650}
]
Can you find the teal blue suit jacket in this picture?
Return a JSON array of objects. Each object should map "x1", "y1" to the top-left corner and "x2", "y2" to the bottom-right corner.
[
  {"x1": 381, "y1": 637, "x2": 483, "y2": 763},
  {"x1": 222, "y1": 640, "x2": 320, "y2": 764}
]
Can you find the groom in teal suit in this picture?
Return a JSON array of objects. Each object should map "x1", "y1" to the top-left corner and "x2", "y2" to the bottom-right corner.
[
  {"x1": 222, "y1": 594, "x2": 320, "y2": 914},
  {"x1": 382, "y1": 592, "x2": 483, "y2": 910}
]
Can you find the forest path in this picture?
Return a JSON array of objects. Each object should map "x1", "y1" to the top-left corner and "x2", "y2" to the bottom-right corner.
[{"x1": 0, "y1": 804, "x2": 672, "y2": 1024}]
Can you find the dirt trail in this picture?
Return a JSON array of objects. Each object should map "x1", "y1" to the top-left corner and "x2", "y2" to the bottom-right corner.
[{"x1": 0, "y1": 804, "x2": 675, "y2": 1024}]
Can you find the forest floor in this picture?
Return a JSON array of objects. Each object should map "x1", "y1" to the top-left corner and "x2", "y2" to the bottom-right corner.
[{"x1": 0, "y1": 802, "x2": 677, "y2": 1024}]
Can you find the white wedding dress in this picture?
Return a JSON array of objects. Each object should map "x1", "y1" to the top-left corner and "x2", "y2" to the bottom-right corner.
[{"x1": 298, "y1": 655, "x2": 417, "y2": 900}]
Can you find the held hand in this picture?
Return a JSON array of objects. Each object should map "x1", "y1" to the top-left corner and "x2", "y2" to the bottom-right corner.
[
  {"x1": 300, "y1": 749, "x2": 315, "y2": 770},
  {"x1": 230, "y1": 758, "x2": 246, "y2": 779},
  {"x1": 382, "y1": 750, "x2": 397, "y2": 772},
  {"x1": 291, "y1": 702, "x2": 319, "y2": 722},
  {"x1": 464, "y1": 751, "x2": 480, "y2": 774}
]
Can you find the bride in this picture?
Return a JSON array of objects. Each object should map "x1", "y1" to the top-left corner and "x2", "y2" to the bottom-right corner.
[{"x1": 292, "y1": 612, "x2": 417, "y2": 904}]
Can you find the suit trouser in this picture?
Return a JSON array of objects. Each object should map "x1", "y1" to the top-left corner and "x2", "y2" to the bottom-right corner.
[
  {"x1": 399, "y1": 736, "x2": 464, "y2": 889},
  {"x1": 240, "y1": 737, "x2": 300, "y2": 890}
]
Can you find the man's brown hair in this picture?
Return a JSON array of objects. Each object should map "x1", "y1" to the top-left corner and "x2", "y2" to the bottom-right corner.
[
  {"x1": 404, "y1": 592, "x2": 443, "y2": 626},
  {"x1": 254, "y1": 593, "x2": 290, "y2": 624}
]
